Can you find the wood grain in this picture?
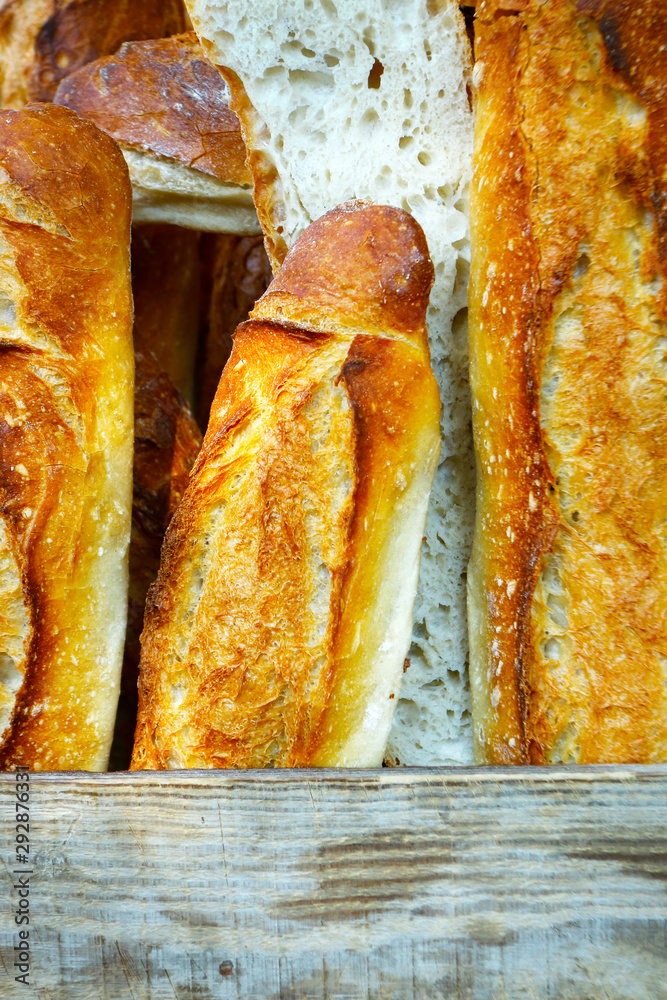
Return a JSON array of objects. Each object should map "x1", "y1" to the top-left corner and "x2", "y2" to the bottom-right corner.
[{"x1": 0, "y1": 767, "x2": 665, "y2": 999}]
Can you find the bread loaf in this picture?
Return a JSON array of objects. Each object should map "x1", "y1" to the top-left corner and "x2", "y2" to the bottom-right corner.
[
  {"x1": 54, "y1": 33, "x2": 259, "y2": 234},
  {"x1": 468, "y1": 0, "x2": 667, "y2": 764},
  {"x1": 0, "y1": 0, "x2": 187, "y2": 108},
  {"x1": 131, "y1": 202, "x2": 440, "y2": 769},
  {"x1": 186, "y1": 0, "x2": 476, "y2": 765},
  {"x1": 0, "y1": 104, "x2": 133, "y2": 771}
]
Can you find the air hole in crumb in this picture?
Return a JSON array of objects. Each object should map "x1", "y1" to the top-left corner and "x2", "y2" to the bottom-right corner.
[
  {"x1": 360, "y1": 108, "x2": 379, "y2": 131},
  {"x1": 451, "y1": 308, "x2": 468, "y2": 342},
  {"x1": 542, "y1": 637, "x2": 561, "y2": 661},
  {"x1": 573, "y1": 253, "x2": 590, "y2": 282},
  {"x1": 418, "y1": 151, "x2": 432, "y2": 167},
  {"x1": 0, "y1": 296, "x2": 17, "y2": 328},
  {"x1": 367, "y1": 58, "x2": 384, "y2": 89},
  {"x1": 454, "y1": 257, "x2": 470, "y2": 298},
  {"x1": 546, "y1": 591, "x2": 568, "y2": 631},
  {"x1": 288, "y1": 69, "x2": 334, "y2": 89},
  {"x1": 399, "y1": 135, "x2": 413, "y2": 149}
]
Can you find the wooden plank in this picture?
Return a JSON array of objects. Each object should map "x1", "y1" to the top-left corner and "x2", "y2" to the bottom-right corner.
[{"x1": 0, "y1": 767, "x2": 666, "y2": 999}]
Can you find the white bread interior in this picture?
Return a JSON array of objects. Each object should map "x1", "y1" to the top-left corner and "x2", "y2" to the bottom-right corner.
[
  {"x1": 187, "y1": 0, "x2": 475, "y2": 763},
  {"x1": 123, "y1": 149, "x2": 260, "y2": 233}
]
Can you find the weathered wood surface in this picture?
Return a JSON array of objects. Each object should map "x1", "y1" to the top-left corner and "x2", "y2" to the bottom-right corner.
[{"x1": 0, "y1": 767, "x2": 666, "y2": 999}]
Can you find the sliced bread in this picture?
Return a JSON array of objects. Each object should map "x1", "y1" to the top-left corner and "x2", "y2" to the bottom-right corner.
[{"x1": 187, "y1": 0, "x2": 475, "y2": 763}]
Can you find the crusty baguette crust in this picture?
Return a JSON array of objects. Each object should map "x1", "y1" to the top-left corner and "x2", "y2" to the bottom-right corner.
[
  {"x1": 0, "y1": 0, "x2": 187, "y2": 108},
  {"x1": 468, "y1": 0, "x2": 667, "y2": 764},
  {"x1": 0, "y1": 104, "x2": 134, "y2": 770},
  {"x1": 53, "y1": 32, "x2": 258, "y2": 235},
  {"x1": 132, "y1": 202, "x2": 441, "y2": 769},
  {"x1": 54, "y1": 33, "x2": 251, "y2": 187}
]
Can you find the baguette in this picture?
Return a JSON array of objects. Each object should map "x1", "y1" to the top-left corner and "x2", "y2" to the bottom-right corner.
[
  {"x1": 468, "y1": 0, "x2": 667, "y2": 764},
  {"x1": 0, "y1": 0, "x2": 187, "y2": 108},
  {"x1": 186, "y1": 0, "x2": 476, "y2": 765},
  {"x1": 54, "y1": 33, "x2": 259, "y2": 234},
  {"x1": 0, "y1": 104, "x2": 133, "y2": 770},
  {"x1": 131, "y1": 202, "x2": 440, "y2": 769}
]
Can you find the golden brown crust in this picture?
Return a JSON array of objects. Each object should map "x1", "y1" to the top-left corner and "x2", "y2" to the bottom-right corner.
[
  {"x1": 310, "y1": 332, "x2": 442, "y2": 764},
  {"x1": 0, "y1": 103, "x2": 134, "y2": 770},
  {"x1": 468, "y1": 0, "x2": 667, "y2": 764},
  {"x1": 54, "y1": 32, "x2": 251, "y2": 186},
  {"x1": 131, "y1": 224, "x2": 201, "y2": 408},
  {"x1": 0, "y1": 0, "x2": 187, "y2": 108},
  {"x1": 131, "y1": 202, "x2": 440, "y2": 770},
  {"x1": 257, "y1": 201, "x2": 436, "y2": 343},
  {"x1": 197, "y1": 233, "x2": 272, "y2": 429}
]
